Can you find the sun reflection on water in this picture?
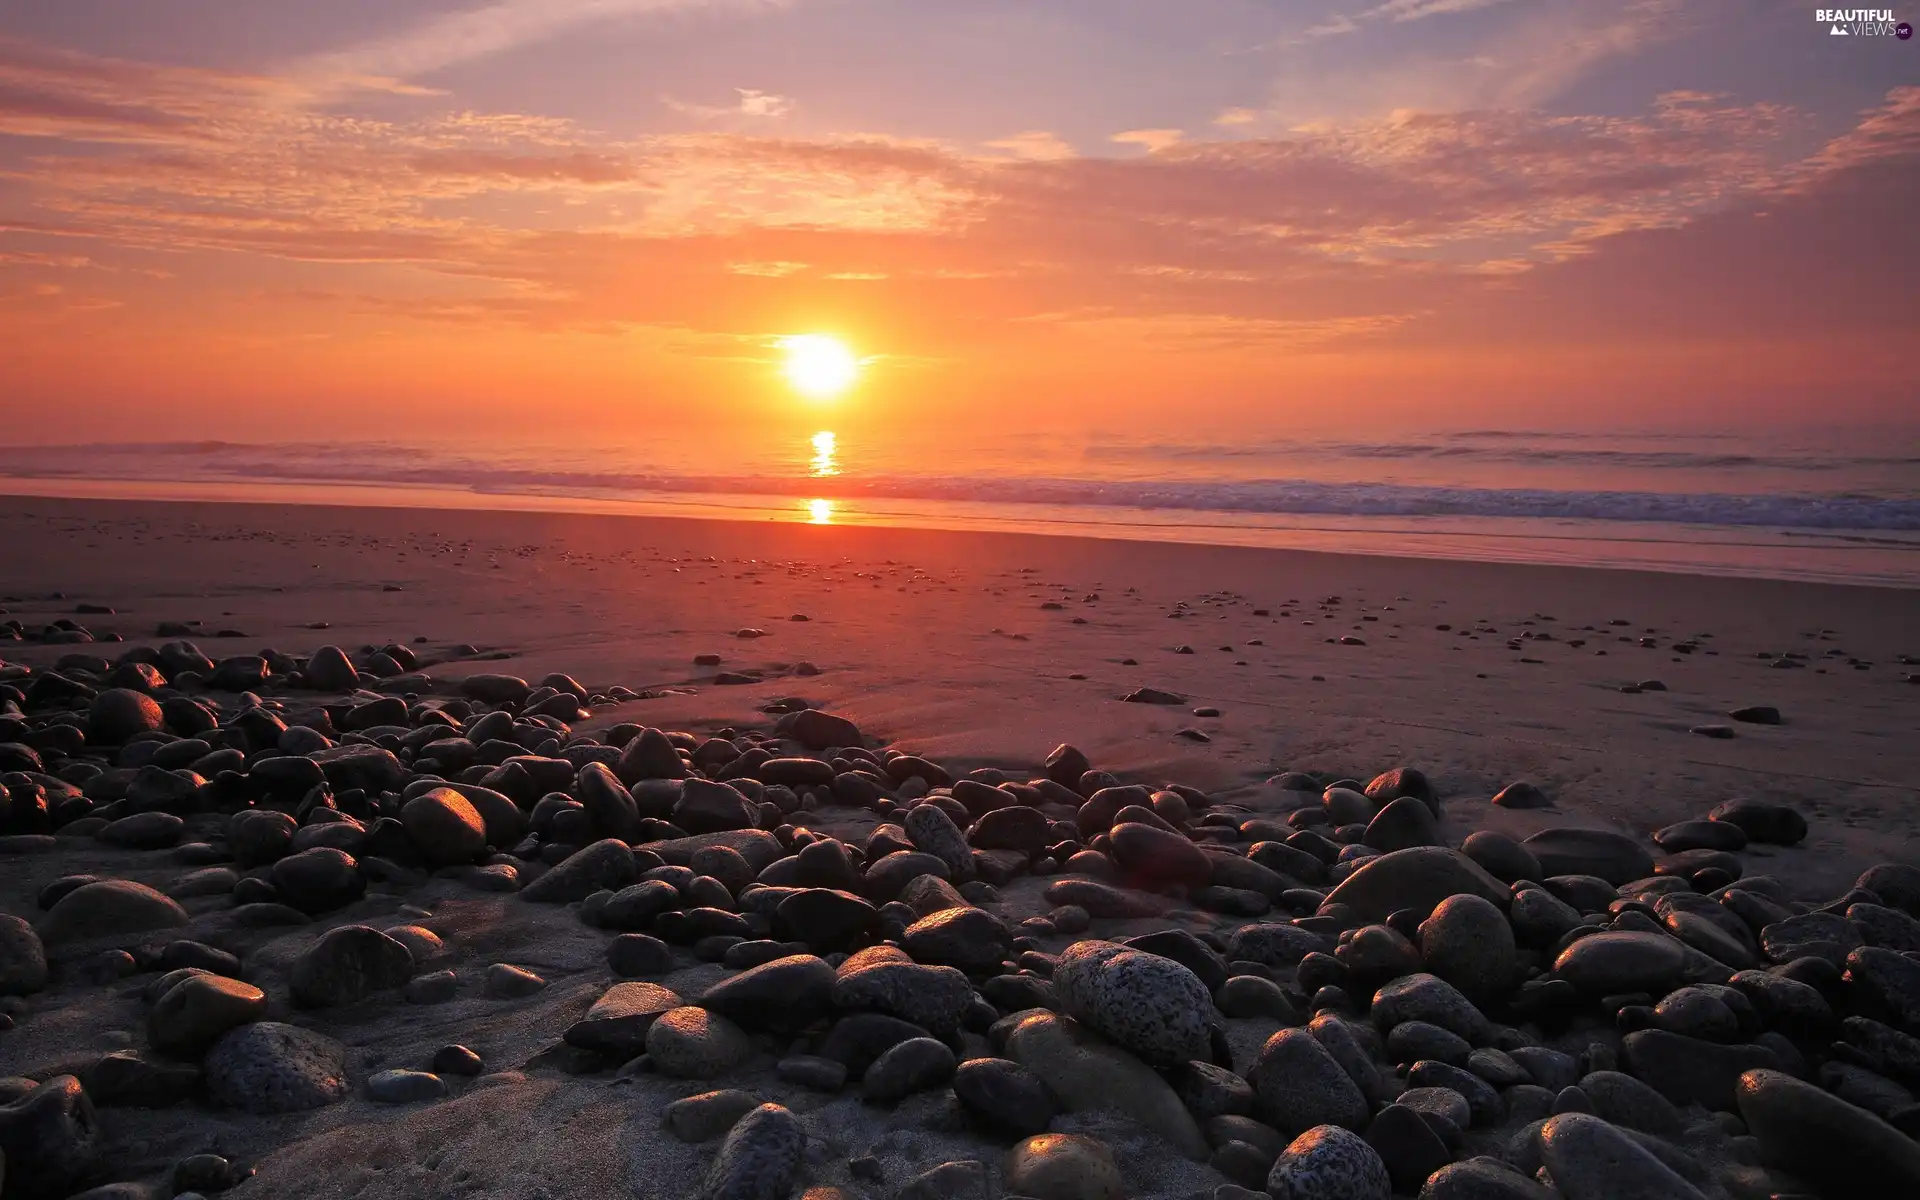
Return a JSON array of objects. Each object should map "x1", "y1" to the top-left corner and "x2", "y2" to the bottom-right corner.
[
  {"x1": 810, "y1": 430, "x2": 838, "y2": 477},
  {"x1": 807, "y1": 498, "x2": 833, "y2": 524}
]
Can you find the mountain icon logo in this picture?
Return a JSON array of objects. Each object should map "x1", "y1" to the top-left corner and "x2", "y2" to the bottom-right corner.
[{"x1": 1830, "y1": 23, "x2": 1848, "y2": 33}]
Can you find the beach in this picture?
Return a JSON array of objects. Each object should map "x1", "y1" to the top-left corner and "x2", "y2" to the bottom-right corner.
[{"x1": 3, "y1": 492, "x2": 1919, "y2": 1199}]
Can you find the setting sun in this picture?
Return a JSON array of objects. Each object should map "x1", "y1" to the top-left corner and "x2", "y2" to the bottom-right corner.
[{"x1": 780, "y1": 335, "x2": 859, "y2": 399}]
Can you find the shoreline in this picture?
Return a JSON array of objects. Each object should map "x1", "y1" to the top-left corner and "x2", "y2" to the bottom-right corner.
[{"x1": 4, "y1": 477, "x2": 1918, "y2": 590}]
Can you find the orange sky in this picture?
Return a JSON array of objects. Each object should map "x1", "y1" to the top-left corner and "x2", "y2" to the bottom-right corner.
[{"x1": 1, "y1": 2, "x2": 1916, "y2": 446}]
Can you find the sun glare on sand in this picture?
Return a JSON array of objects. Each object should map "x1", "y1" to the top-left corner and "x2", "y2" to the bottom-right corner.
[{"x1": 780, "y1": 334, "x2": 859, "y2": 398}]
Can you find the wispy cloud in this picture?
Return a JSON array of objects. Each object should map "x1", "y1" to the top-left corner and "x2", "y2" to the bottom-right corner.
[
  {"x1": 663, "y1": 88, "x2": 795, "y2": 120},
  {"x1": 1306, "y1": 0, "x2": 1521, "y2": 38},
  {"x1": 288, "y1": 0, "x2": 792, "y2": 94}
]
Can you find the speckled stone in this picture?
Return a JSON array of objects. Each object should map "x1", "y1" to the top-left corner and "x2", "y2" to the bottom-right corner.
[
  {"x1": 1052, "y1": 940, "x2": 1214, "y2": 1068},
  {"x1": 1004, "y1": 1133, "x2": 1126, "y2": 1200},
  {"x1": 1266, "y1": 1124, "x2": 1390, "y2": 1200},
  {"x1": 647, "y1": 1006, "x2": 754, "y2": 1079},
  {"x1": 904, "y1": 803, "x2": 976, "y2": 882},
  {"x1": 1249, "y1": 1028, "x2": 1370, "y2": 1137},
  {"x1": 203, "y1": 1022, "x2": 349, "y2": 1114},
  {"x1": 831, "y1": 955, "x2": 974, "y2": 1034},
  {"x1": 1534, "y1": 1112, "x2": 1707, "y2": 1200},
  {"x1": 701, "y1": 1102, "x2": 805, "y2": 1200},
  {"x1": 289, "y1": 925, "x2": 416, "y2": 1008}
]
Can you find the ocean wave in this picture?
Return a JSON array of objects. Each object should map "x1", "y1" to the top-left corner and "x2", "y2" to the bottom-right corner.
[{"x1": 2, "y1": 441, "x2": 1917, "y2": 532}]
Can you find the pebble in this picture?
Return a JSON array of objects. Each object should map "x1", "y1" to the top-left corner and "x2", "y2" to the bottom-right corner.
[
  {"x1": 1418, "y1": 894, "x2": 1517, "y2": 1003},
  {"x1": 665, "y1": 1088, "x2": 761, "y2": 1142},
  {"x1": 566, "y1": 981, "x2": 683, "y2": 1058},
  {"x1": 776, "y1": 1055, "x2": 847, "y2": 1091},
  {"x1": 832, "y1": 956, "x2": 974, "y2": 1034},
  {"x1": 1249, "y1": 1028, "x2": 1370, "y2": 1137},
  {"x1": 1419, "y1": 1158, "x2": 1557, "y2": 1199},
  {"x1": 900, "y1": 906, "x2": 1013, "y2": 973},
  {"x1": 149, "y1": 973, "x2": 267, "y2": 1056},
  {"x1": 0, "y1": 1074, "x2": 100, "y2": 1197},
  {"x1": 904, "y1": 803, "x2": 977, "y2": 881},
  {"x1": 36, "y1": 879, "x2": 189, "y2": 945},
  {"x1": 400, "y1": 788, "x2": 487, "y2": 865},
  {"x1": 1364, "y1": 1104, "x2": 1450, "y2": 1194},
  {"x1": 1522, "y1": 829, "x2": 1654, "y2": 886},
  {"x1": 647, "y1": 1006, "x2": 753, "y2": 1078},
  {"x1": 484, "y1": 963, "x2": 548, "y2": 998},
  {"x1": 1735, "y1": 1067, "x2": 1920, "y2": 1194},
  {"x1": 1001, "y1": 1009, "x2": 1208, "y2": 1159},
  {"x1": 1324, "y1": 847, "x2": 1510, "y2": 922},
  {"x1": 433, "y1": 1044, "x2": 484, "y2": 1076},
  {"x1": 0, "y1": 913, "x2": 48, "y2": 995},
  {"x1": 366, "y1": 1068, "x2": 447, "y2": 1103},
  {"x1": 1053, "y1": 940, "x2": 1215, "y2": 1067},
  {"x1": 204, "y1": 1022, "x2": 350, "y2": 1113},
  {"x1": 701, "y1": 1102, "x2": 805, "y2": 1200},
  {"x1": 862, "y1": 1036, "x2": 957, "y2": 1102},
  {"x1": 700, "y1": 953, "x2": 837, "y2": 1034},
  {"x1": 952, "y1": 1056, "x2": 1057, "y2": 1135},
  {"x1": 290, "y1": 925, "x2": 416, "y2": 1008},
  {"x1": 1004, "y1": 1133, "x2": 1127, "y2": 1200},
  {"x1": 1533, "y1": 1112, "x2": 1707, "y2": 1200},
  {"x1": 1266, "y1": 1124, "x2": 1391, "y2": 1200}
]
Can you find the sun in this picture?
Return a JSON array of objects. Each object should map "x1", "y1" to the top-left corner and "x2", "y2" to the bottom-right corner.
[{"x1": 779, "y1": 334, "x2": 859, "y2": 398}]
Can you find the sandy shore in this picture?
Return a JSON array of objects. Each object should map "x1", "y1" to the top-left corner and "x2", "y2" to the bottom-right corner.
[
  {"x1": 3, "y1": 493, "x2": 1919, "y2": 1199},
  {"x1": 5, "y1": 495, "x2": 1915, "y2": 893}
]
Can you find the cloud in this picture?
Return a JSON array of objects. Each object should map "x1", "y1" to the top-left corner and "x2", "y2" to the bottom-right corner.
[
  {"x1": 1306, "y1": 0, "x2": 1519, "y2": 39},
  {"x1": 983, "y1": 131, "x2": 1077, "y2": 161},
  {"x1": 663, "y1": 88, "x2": 795, "y2": 120},
  {"x1": 1111, "y1": 129, "x2": 1184, "y2": 153},
  {"x1": 288, "y1": 0, "x2": 793, "y2": 95}
]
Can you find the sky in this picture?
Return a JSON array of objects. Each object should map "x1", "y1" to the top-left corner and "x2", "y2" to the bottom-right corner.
[{"x1": 0, "y1": 0, "x2": 1916, "y2": 448}]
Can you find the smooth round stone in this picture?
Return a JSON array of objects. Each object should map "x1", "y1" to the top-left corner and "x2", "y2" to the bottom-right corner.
[
  {"x1": 608, "y1": 933, "x2": 675, "y2": 977},
  {"x1": 699, "y1": 954, "x2": 836, "y2": 1034},
  {"x1": 1534, "y1": 1112, "x2": 1707, "y2": 1200},
  {"x1": 1218, "y1": 974, "x2": 1300, "y2": 1021},
  {"x1": 367, "y1": 1069, "x2": 446, "y2": 1104},
  {"x1": 1523, "y1": 830, "x2": 1654, "y2": 887},
  {"x1": 290, "y1": 925, "x2": 415, "y2": 1008},
  {"x1": 646, "y1": 1007, "x2": 753, "y2": 1078},
  {"x1": 0, "y1": 914, "x2": 48, "y2": 996},
  {"x1": 484, "y1": 963, "x2": 547, "y2": 998},
  {"x1": 405, "y1": 970, "x2": 458, "y2": 1004},
  {"x1": 1652, "y1": 986, "x2": 1740, "y2": 1041},
  {"x1": 1420, "y1": 1158, "x2": 1557, "y2": 1199},
  {"x1": 97, "y1": 811, "x2": 185, "y2": 850},
  {"x1": 401, "y1": 789, "x2": 487, "y2": 866},
  {"x1": 1510, "y1": 888, "x2": 1583, "y2": 945},
  {"x1": 1419, "y1": 894, "x2": 1518, "y2": 1004},
  {"x1": 1461, "y1": 831, "x2": 1539, "y2": 883},
  {"x1": 664, "y1": 1088, "x2": 760, "y2": 1142},
  {"x1": 1053, "y1": 940, "x2": 1214, "y2": 1067},
  {"x1": 0, "y1": 1074, "x2": 100, "y2": 1197},
  {"x1": 1578, "y1": 1071, "x2": 1681, "y2": 1135},
  {"x1": 1249, "y1": 1028, "x2": 1369, "y2": 1138},
  {"x1": 831, "y1": 956, "x2": 976, "y2": 1035},
  {"x1": 1267, "y1": 1124, "x2": 1390, "y2": 1200},
  {"x1": 1041, "y1": 877, "x2": 1162, "y2": 918},
  {"x1": 1707, "y1": 800, "x2": 1806, "y2": 846},
  {"x1": 999, "y1": 1009, "x2": 1208, "y2": 1161},
  {"x1": 1324, "y1": 847, "x2": 1510, "y2": 923},
  {"x1": 1735, "y1": 1067, "x2": 1920, "y2": 1194},
  {"x1": 1363, "y1": 1104, "x2": 1449, "y2": 1195},
  {"x1": 904, "y1": 803, "x2": 975, "y2": 881},
  {"x1": 952, "y1": 1057, "x2": 1056, "y2": 1136},
  {"x1": 565, "y1": 981, "x2": 684, "y2": 1058},
  {"x1": 1108, "y1": 821, "x2": 1212, "y2": 887},
  {"x1": 1174, "y1": 1060, "x2": 1254, "y2": 1120},
  {"x1": 1550, "y1": 931, "x2": 1692, "y2": 995},
  {"x1": 36, "y1": 879, "x2": 188, "y2": 945},
  {"x1": 701, "y1": 1103, "x2": 805, "y2": 1200},
  {"x1": 203, "y1": 1022, "x2": 349, "y2": 1113},
  {"x1": 149, "y1": 974, "x2": 267, "y2": 1057},
  {"x1": 1004, "y1": 1133, "x2": 1126, "y2": 1200},
  {"x1": 1387, "y1": 1021, "x2": 1471, "y2": 1067},
  {"x1": 899, "y1": 906, "x2": 1012, "y2": 974},
  {"x1": 269, "y1": 846, "x2": 364, "y2": 914},
  {"x1": 90, "y1": 688, "x2": 163, "y2": 743},
  {"x1": 1370, "y1": 973, "x2": 1490, "y2": 1043},
  {"x1": 521, "y1": 839, "x2": 637, "y2": 903},
  {"x1": 775, "y1": 1055, "x2": 847, "y2": 1091},
  {"x1": 774, "y1": 888, "x2": 881, "y2": 953},
  {"x1": 432, "y1": 1045, "x2": 484, "y2": 1076},
  {"x1": 1396, "y1": 1087, "x2": 1472, "y2": 1130},
  {"x1": 1653, "y1": 820, "x2": 1747, "y2": 853},
  {"x1": 862, "y1": 1036, "x2": 957, "y2": 1103},
  {"x1": 1362, "y1": 797, "x2": 1437, "y2": 853}
]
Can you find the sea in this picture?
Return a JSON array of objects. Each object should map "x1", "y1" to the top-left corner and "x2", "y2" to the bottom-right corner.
[{"x1": 3, "y1": 427, "x2": 1917, "y2": 587}]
